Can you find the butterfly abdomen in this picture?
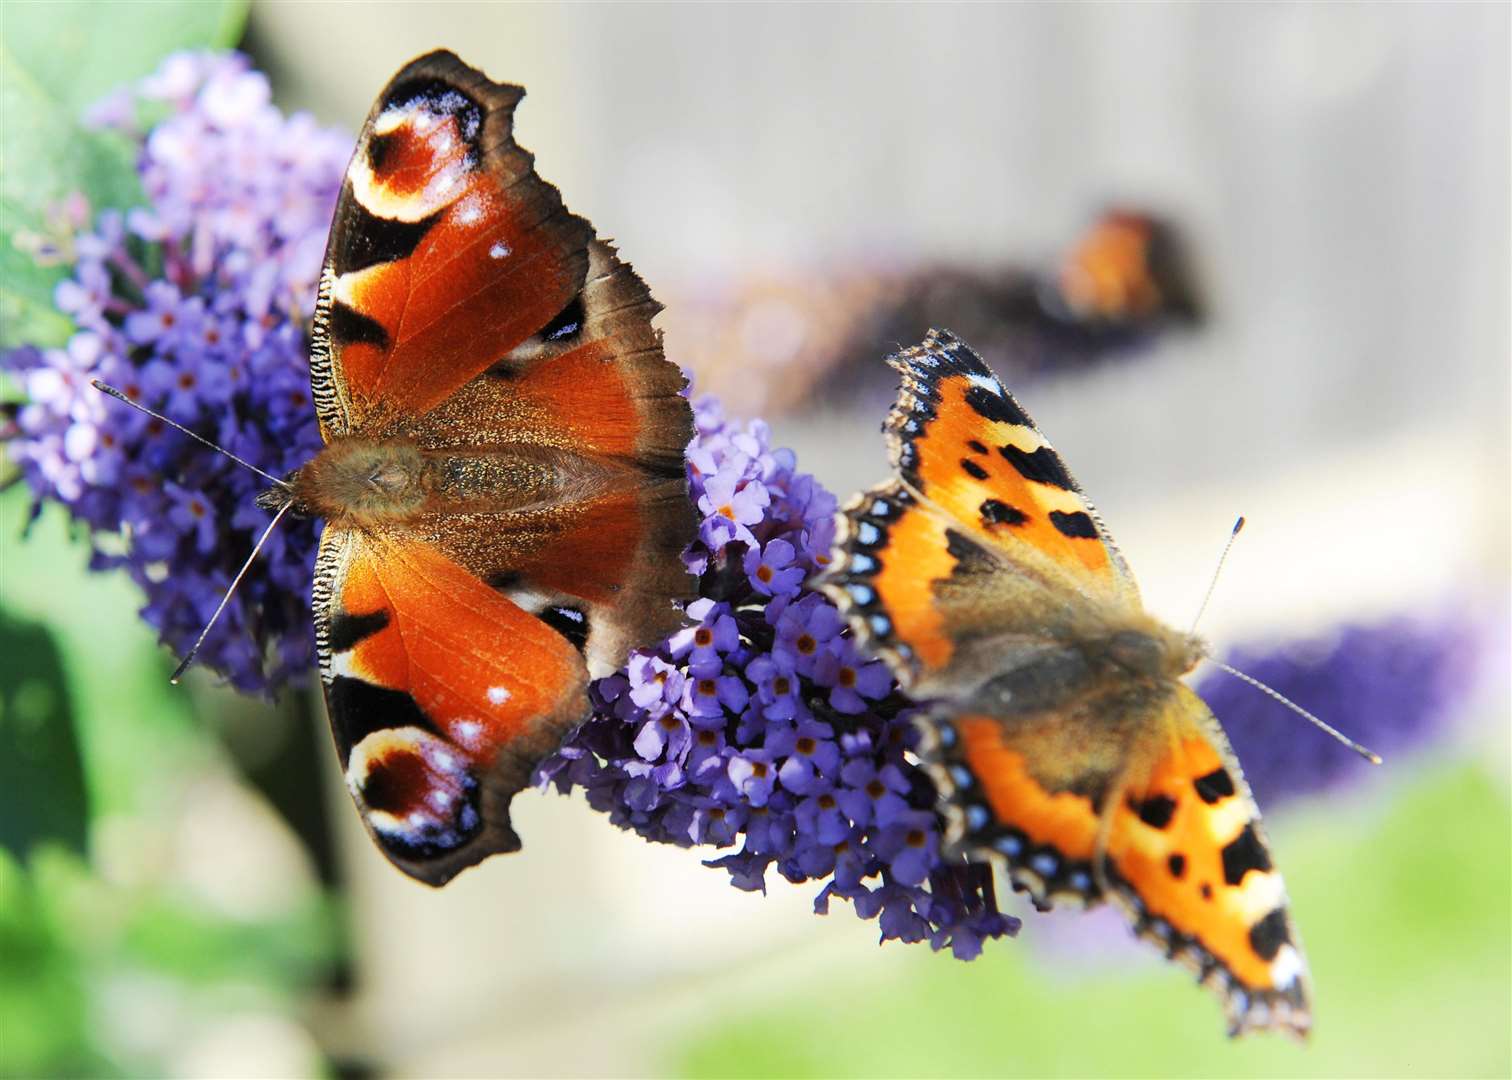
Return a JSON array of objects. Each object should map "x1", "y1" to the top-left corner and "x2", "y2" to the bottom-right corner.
[{"x1": 291, "y1": 437, "x2": 588, "y2": 526}]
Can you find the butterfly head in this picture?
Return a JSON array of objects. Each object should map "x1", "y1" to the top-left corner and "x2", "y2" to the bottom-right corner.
[
  {"x1": 1098, "y1": 617, "x2": 1207, "y2": 683},
  {"x1": 255, "y1": 476, "x2": 301, "y2": 515},
  {"x1": 255, "y1": 438, "x2": 431, "y2": 524}
]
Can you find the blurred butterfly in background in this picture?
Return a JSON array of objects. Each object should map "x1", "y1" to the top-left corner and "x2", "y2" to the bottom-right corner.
[
  {"x1": 251, "y1": 52, "x2": 696, "y2": 885},
  {"x1": 821, "y1": 330, "x2": 1311, "y2": 1037}
]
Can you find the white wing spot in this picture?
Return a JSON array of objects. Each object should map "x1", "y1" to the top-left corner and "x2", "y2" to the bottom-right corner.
[
  {"x1": 452, "y1": 719, "x2": 483, "y2": 751},
  {"x1": 489, "y1": 242, "x2": 511, "y2": 260},
  {"x1": 486, "y1": 686, "x2": 512, "y2": 705},
  {"x1": 1271, "y1": 943, "x2": 1305, "y2": 987}
]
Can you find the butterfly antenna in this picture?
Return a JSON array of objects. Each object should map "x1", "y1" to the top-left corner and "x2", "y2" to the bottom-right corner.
[
  {"x1": 170, "y1": 501, "x2": 294, "y2": 684},
  {"x1": 1189, "y1": 515, "x2": 1245, "y2": 635},
  {"x1": 91, "y1": 380, "x2": 290, "y2": 489},
  {"x1": 1209, "y1": 659, "x2": 1383, "y2": 765}
]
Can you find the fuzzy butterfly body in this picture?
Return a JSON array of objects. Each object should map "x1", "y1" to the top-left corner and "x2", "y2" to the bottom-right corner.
[
  {"x1": 263, "y1": 52, "x2": 695, "y2": 885},
  {"x1": 820, "y1": 330, "x2": 1309, "y2": 1037}
]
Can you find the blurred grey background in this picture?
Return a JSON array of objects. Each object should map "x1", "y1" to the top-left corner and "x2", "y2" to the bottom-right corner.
[{"x1": 239, "y1": 4, "x2": 1507, "y2": 1075}]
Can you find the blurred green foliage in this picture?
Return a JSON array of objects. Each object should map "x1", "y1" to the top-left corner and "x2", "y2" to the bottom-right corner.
[
  {"x1": 676, "y1": 761, "x2": 1512, "y2": 1078},
  {"x1": 2, "y1": 479, "x2": 340, "y2": 1080},
  {"x1": 0, "y1": 0, "x2": 246, "y2": 347},
  {"x1": 0, "y1": 611, "x2": 87, "y2": 859}
]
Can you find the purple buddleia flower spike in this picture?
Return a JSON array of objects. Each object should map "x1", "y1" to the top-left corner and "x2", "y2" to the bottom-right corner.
[
  {"x1": 540, "y1": 395, "x2": 1019, "y2": 954},
  {"x1": 1199, "y1": 614, "x2": 1482, "y2": 808},
  {"x1": 2, "y1": 51, "x2": 350, "y2": 692}
]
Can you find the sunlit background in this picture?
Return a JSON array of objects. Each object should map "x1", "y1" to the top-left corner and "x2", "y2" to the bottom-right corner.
[{"x1": 2, "y1": 3, "x2": 1508, "y2": 1078}]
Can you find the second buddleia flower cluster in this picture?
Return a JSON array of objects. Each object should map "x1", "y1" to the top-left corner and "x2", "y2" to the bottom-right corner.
[{"x1": 538, "y1": 396, "x2": 1020, "y2": 956}]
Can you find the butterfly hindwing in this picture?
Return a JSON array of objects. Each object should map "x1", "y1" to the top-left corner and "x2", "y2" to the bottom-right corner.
[
  {"x1": 917, "y1": 708, "x2": 1112, "y2": 911},
  {"x1": 314, "y1": 527, "x2": 588, "y2": 885},
  {"x1": 1102, "y1": 685, "x2": 1310, "y2": 1036}
]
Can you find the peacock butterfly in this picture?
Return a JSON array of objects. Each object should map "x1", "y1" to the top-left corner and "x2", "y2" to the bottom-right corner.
[{"x1": 255, "y1": 51, "x2": 696, "y2": 885}]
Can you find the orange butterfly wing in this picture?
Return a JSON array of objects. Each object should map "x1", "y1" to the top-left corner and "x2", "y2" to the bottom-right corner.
[
  {"x1": 315, "y1": 530, "x2": 586, "y2": 885},
  {"x1": 311, "y1": 51, "x2": 590, "y2": 437},
  {"x1": 1102, "y1": 686, "x2": 1309, "y2": 1036},
  {"x1": 300, "y1": 53, "x2": 695, "y2": 885},
  {"x1": 825, "y1": 330, "x2": 1310, "y2": 1036},
  {"x1": 883, "y1": 329, "x2": 1136, "y2": 602},
  {"x1": 825, "y1": 330, "x2": 1139, "y2": 688}
]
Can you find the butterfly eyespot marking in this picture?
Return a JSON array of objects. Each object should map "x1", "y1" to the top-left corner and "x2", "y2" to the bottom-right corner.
[
  {"x1": 347, "y1": 726, "x2": 484, "y2": 857},
  {"x1": 1221, "y1": 823, "x2": 1273, "y2": 885},
  {"x1": 867, "y1": 613, "x2": 892, "y2": 636},
  {"x1": 1049, "y1": 509, "x2": 1099, "y2": 539},
  {"x1": 999, "y1": 443, "x2": 1075, "y2": 490},
  {"x1": 965, "y1": 803, "x2": 991, "y2": 831},
  {"x1": 1168, "y1": 853, "x2": 1187, "y2": 879},
  {"x1": 381, "y1": 79, "x2": 484, "y2": 142},
  {"x1": 1194, "y1": 767, "x2": 1237, "y2": 803},
  {"x1": 854, "y1": 521, "x2": 884, "y2": 547},
  {"x1": 960, "y1": 458, "x2": 990, "y2": 481},
  {"x1": 948, "y1": 763, "x2": 974, "y2": 789},
  {"x1": 980, "y1": 498, "x2": 1028, "y2": 527},
  {"x1": 539, "y1": 295, "x2": 586, "y2": 342}
]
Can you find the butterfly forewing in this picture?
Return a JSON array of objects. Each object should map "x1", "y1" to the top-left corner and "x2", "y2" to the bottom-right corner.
[
  {"x1": 883, "y1": 329, "x2": 1137, "y2": 603},
  {"x1": 311, "y1": 51, "x2": 591, "y2": 438}
]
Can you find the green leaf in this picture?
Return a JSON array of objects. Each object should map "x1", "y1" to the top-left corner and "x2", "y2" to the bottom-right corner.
[
  {"x1": 0, "y1": 0, "x2": 249, "y2": 348},
  {"x1": 0, "y1": 850, "x2": 97, "y2": 1077},
  {"x1": 0, "y1": 231, "x2": 72, "y2": 350},
  {"x1": 0, "y1": 611, "x2": 88, "y2": 860},
  {"x1": 1, "y1": 1, "x2": 247, "y2": 117}
]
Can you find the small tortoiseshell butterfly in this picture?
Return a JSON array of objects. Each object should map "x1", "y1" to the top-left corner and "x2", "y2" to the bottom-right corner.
[
  {"x1": 257, "y1": 52, "x2": 695, "y2": 885},
  {"x1": 820, "y1": 330, "x2": 1309, "y2": 1037}
]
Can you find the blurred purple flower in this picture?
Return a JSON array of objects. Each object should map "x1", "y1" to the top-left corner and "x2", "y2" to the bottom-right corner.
[
  {"x1": 2, "y1": 51, "x2": 350, "y2": 691},
  {"x1": 1199, "y1": 615, "x2": 1478, "y2": 809},
  {"x1": 539, "y1": 396, "x2": 1019, "y2": 955}
]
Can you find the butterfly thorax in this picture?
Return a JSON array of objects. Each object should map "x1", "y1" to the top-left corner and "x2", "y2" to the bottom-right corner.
[
  {"x1": 269, "y1": 436, "x2": 574, "y2": 527},
  {"x1": 963, "y1": 610, "x2": 1204, "y2": 720}
]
